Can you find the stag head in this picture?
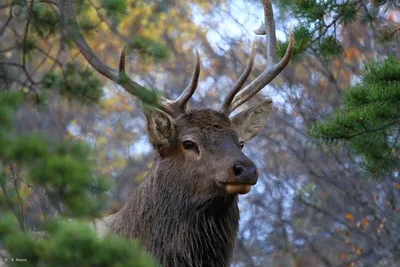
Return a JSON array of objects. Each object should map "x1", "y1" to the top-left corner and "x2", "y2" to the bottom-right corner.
[{"x1": 60, "y1": 0, "x2": 294, "y2": 195}]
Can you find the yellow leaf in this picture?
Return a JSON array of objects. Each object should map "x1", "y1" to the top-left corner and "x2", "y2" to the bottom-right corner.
[
  {"x1": 19, "y1": 183, "x2": 33, "y2": 199},
  {"x1": 136, "y1": 171, "x2": 148, "y2": 182},
  {"x1": 122, "y1": 102, "x2": 134, "y2": 112},
  {"x1": 363, "y1": 219, "x2": 369, "y2": 230},
  {"x1": 146, "y1": 161, "x2": 153, "y2": 168},
  {"x1": 346, "y1": 213, "x2": 354, "y2": 221},
  {"x1": 340, "y1": 252, "x2": 345, "y2": 261},
  {"x1": 97, "y1": 137, "x2": 108, "y2": 147},
  {"x1": 105, "y1": 126, "x2": 113, "y2": 136},
  {"x1": 102, "y1": 97, "x2": 119, "y2": 111}
]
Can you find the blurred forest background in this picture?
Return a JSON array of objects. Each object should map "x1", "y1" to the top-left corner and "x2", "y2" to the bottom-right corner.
[{"x1": 0, "y1": 0, "x2": 400, "y2": 266}]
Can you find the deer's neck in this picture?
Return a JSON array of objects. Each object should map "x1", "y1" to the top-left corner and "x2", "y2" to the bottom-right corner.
[{"x1": 106, "y1": 158, "x2": 240, "y2": 267}]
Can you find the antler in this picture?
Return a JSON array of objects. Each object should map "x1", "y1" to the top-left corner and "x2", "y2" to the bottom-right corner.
[
  {"x1": 220, "y1": 42, "x2": 256, "y2": 115},
  {"x1": 221, "y1": 0, "x2": 294, "y2": 115},
  {"x1": 58, "y1": 0, "x2": 200, "y2": 118},
  {"x1": 162, "y1": 50, "x2": 201, "y2": 117}
]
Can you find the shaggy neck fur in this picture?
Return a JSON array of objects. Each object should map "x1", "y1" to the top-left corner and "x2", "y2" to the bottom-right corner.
[{"x1": 105, "y1": 156, "x2": 240, "y2": 267}]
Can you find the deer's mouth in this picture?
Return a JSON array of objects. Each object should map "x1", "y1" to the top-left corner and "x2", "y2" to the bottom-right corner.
[{"x1": 216, "y1": 181, "x2": 254, "y2": 195}]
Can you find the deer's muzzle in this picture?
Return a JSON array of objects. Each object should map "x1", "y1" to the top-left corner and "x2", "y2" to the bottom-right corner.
[{"x1": 217, "y1": 160, "x2": 258, "y2": 194}]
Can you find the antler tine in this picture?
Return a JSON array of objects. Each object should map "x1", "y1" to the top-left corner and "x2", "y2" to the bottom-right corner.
[
  {"x1": 171, "y1": 49, "x2": 201, "y2": 116},
  {"x1": 59, "y1": 1, "x2": 164, "y2": 110},
  {"x1": 259, "y1": 0, "x2": 277, "y2": 66},
  {"x1": 220, "y1": 42, "x2": 256, "y2": 115},
  {"x1": 229, "y1": 29, "x2": 294, "y2": 114},
  {"x1": 119, "y1": 46, "x2": 126, "y2": 73},
  {"x1": 225, "y1": 0, "x2": 294, "y2": 115}
]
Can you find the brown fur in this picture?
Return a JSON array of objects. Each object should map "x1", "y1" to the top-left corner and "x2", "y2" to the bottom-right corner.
[{"x1": 103, "y1": 109, "x2": 259, "y2": 267}]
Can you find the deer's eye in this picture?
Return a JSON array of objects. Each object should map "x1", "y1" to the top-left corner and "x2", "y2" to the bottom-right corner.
[
  {"x1": 239, "y1": 141, "x2": 245, "y2": 149},
  {"x1": 183, "y1": 140, "x2": 197, "y2": 150}
]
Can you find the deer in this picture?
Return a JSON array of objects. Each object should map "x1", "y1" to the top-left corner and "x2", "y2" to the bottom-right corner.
[{"x1": 56, "y1": 0, "x2": 294, "y2": 266}]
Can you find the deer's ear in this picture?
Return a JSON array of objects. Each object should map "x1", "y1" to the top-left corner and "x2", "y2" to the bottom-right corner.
[
  {"x1": 230, "y1": 100, "x2": 273, "y2": 142},
  {"x1": 145, "y1": 108, "x2": 177, "y2": 153}
]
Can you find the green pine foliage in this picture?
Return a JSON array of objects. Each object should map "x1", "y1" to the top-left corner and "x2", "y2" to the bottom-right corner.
[
  {"x1": 311, "y1": 57, "x2": 400, "y2": 177},
  {"x1": 378, "y1": 24, "x2": 400, "y2": 47},
  {"x1": 42, "y1": 63, "x2": 104, "y2": 104},
  {"x1": 276, "y1": 0, "x2": 398, "y2": 58},
  {"x1": 277, "y1": 0, "x2": 400, "y2": 178},
  {"x1": 103, "y1": 0, "x2": 128, "y2": 18},
  {"x1": 31, "y1": 4, "x2": 59, "y2": 37},
  {"x1": 0, "y1": 214, "x2": 158, "y2": 267},
  {"x1": 131, "y1": 36, "x2": 169, "y2": 61},
  {"x1": 277, "y1": 25, "x2": 312, "y2": 59},
  {"x1": 317, "y1": 36, "x2": 343, "y2": 60},
  {"x1": 0, "y1": 92, "x2": 158, "y2": 266}
]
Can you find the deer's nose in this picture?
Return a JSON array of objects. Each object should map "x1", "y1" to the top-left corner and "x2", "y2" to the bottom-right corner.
[{"x1": 232, "y1": 161, "x2": 258, "y2": 184}]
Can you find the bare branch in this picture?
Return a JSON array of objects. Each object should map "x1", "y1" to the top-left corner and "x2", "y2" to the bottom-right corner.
[{"x1": 0, "y1": 5, "x2": 13, "y2": 37}]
